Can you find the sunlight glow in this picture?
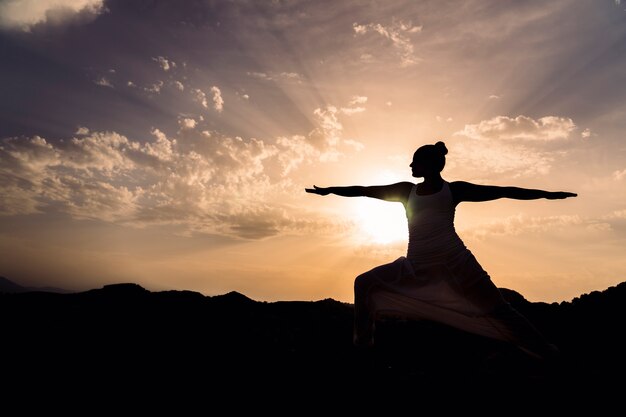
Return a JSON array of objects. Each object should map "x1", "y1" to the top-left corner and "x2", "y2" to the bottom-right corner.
[{"x1": 355, "y1": 198, "x2": 408, "y2": 244}]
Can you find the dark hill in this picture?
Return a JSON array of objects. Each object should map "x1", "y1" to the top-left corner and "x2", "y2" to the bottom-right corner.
[
  {"x1": 1, "y1": 277, "x2": 625, "y2": 398},
  {"x1": 0, "y1": 276, "x2": 71, "y2": 294}
]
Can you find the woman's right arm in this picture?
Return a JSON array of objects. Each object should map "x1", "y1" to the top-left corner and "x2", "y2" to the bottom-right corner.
[{"x1": 305, "y1": 182, "x2": 413, "y2": 204}]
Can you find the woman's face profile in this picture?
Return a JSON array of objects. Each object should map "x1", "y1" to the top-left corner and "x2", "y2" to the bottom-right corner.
[{"x1": 410, "y1": 153, "x2": 427, "y2": 177}]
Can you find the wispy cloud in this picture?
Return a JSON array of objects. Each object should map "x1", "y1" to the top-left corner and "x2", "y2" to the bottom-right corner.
[
  {"x1": 342, "y1": 96, "x2": 368, "y2": 114},
  {"x1": 257, "y1": 96, "x2": 367, "y2": 176},
  {"x1": 461, "y1": 213, "x2": 590, "y2": 241},
  {"x1": 247, "y1": 71, "x2": 303, "y2": 83},
  {"x1": 451, "y1": 115, "x2": 578, "y2": 178},
  {"x1": 613, "y1": 169, "x2": 626, "y2": 181},
  {"x1": 353, "y1": 21, "x2": 422, "y2": 67},
  {"x1": 94, "y1": 77, "x2": 113, "y2": 88},
  {"x1": 455, "y1": 115, "x2": 576, "y2": 141},
  {"x1": 349, "y1": 96, "x2": 368, "y2": 105},
  {"x1": 449, "y1": 140, "x2": 555, "y2": 178}
]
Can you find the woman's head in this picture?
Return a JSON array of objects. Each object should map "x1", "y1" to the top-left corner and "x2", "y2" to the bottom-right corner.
[{"x1": 410, "y1": 141, "x2": 448, "y2": 177}]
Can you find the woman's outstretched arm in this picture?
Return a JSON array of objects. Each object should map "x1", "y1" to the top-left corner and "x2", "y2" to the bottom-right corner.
[
  {"x1": 305, "y1": 182, "x2": 413, "y2": 203},
  {"x1": 450, "y1": 181, "x2": 577, "y2": 204}
]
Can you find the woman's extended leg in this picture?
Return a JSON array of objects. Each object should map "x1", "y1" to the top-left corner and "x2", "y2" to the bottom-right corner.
[{"x1": 449, "y1": 251, "x2": 555, "y2": 358}]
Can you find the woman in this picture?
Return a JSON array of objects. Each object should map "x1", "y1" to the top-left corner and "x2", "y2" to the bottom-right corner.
[{"x1": 306, "y1": 141, "x2": 577, "y2": 358}]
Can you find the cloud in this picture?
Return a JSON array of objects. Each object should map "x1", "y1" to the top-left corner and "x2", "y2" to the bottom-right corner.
[
  {"x1": 174, "y1": 81, "x2": 184, "y2": 91},
  {"x1": 581, "y1": 128, "x2": 592, "y2": 139},
  {"x1": 247, "y1": 71, "x2": 302, "y2": 83},
  {"x1": 455, "y1": 115, "x2": 576, "y2": 141},
  {"x1": 613, "y1": 169, "x2": 626, "y2": 181},
  {"x1": 342, "y1": 96, "x2": 367, "y2": 114},
  {"x1": 0, "y1": 113, "x2": 358, "y2": 239},
  {"x1": 260, "y1": 96, "x2": 367, "y2": 176},
  {"x1": 343, "y1": 139, "x2": 365, "y2": 152},
  {"x1": 0, "y1": 129, "x2": 264, "y2": 236},
  {"x1": 360, "y1": 53, "x2": 374, "y2": 63},
  {"x1": 607, "y1": 209, "x2": 626, "y2": 219},
  {"x1": 353, "y1": 21, "x2": 422, "y2": 67},
  {"x1": 0, "y1": 0, "x2": 105, "y2": 31},
  {"x1": 274, "y1": 135, "x2": 318, "y2": 175},
  {"x1": 449, "y1": 140, "x2": 554, "y2": 178},
  {"x1": 280, "y1": 72, "x2": 300, "y2": 80},
  {"x1": 179, "y1": 118, "x2": 196, "y2": 130},
  {"x1": 75, "y1": 126, "x2": 89, "y2": 135},
  {"x1": 461, "y1": 211, "x2": 625, "y2": 242},
  {"x1": 451, "y1": 115, "x2": 579, "y2": 177},
  {"x1": 461, "y1": 214, "x2": 584, "y2": 240},
  {"x1": 247, "y1": 71, "x2": 271, "y2": 80},
  {"x1": 210, "y1": 86, "x2": 224, "y2": 113},
  {"x1": 94, "y1": 77, "x2": 113, "y2": 88},
  {"x1": 193, "y1": 88, "x2": 208, "y2": 109},
  {"x1": 144, "y1": 80, "x2": 163, "y2": 94},
  {"x1": 304, "y1": 98, "x2": 366, "y2": 162},
  {"x1": 349, "y1": 96, "x2": 368, "y2": 105},
  {"x1": 340, "y1": 107, "x2": 365, "y2": 115},
  {"x1": 263, "y1": 97, "x2": 367, "y2": 175},
  {"x1": 488, "y1": 94, "x2": 501, "y2": 100},
  {"x1": 310, "y1": 106, "x2": 343, "y2": 149},
  {"x1": 153, "y1": 56, "x2": 174, "y2": 72}
]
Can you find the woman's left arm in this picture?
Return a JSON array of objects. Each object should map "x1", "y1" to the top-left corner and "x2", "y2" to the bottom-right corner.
[{"x1": 450, "y1": 181, "x2": 577, "y2": 204}]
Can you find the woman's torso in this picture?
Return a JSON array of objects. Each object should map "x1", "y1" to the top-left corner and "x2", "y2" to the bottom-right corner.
[{"x1": 405, "y1": 180, "x2": 467, "y2": 264}]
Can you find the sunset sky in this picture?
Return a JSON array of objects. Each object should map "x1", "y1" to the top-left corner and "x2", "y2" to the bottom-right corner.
[{"x1": 1, "y1": 0, "x2": 626, "y2": 302}]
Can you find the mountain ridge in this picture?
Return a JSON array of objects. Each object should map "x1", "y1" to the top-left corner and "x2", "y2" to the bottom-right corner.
[
  {"x1": 0, "y1": 276, "x2": 72, "y2": 294},
  {"x1": 2, "y1": 275, "x2": 625, "y2": 395},
  {"x1": 6, "y1": 274, "x2": 623, "y2": 306}
]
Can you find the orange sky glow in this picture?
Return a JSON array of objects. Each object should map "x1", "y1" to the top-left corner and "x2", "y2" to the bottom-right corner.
[{"x1": 1, "y1": 0, "x2": 626, "y2": 302}]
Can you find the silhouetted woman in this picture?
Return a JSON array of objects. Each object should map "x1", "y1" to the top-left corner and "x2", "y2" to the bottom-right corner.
[{"x1": 306, "y1": 141, "x2": 576, "y2": 358}]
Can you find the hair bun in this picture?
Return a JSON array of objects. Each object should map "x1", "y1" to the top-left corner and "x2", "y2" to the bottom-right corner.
[{"x1": 434, "y1": 141, "x2": 448, "y2": 156}]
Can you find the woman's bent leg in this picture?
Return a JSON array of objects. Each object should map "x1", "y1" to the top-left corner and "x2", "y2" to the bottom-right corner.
[{"x1": 353, "y1": 260, "x2": 404, "y2": 346}]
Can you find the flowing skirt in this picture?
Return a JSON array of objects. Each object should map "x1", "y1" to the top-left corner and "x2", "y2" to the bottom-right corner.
[{"x1": 353, "y1": 251, "x2": 552, "y2": 358}]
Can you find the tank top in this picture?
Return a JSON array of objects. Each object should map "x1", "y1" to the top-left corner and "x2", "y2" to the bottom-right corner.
[{"x1": 405, "y1": 181, "x2": 467, "y2": 264}]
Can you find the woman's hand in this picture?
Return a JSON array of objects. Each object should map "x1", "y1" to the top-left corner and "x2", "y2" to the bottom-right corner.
[
  {"x1": 305, "y1": 185, "x2": 331, "y2": 196},
  {"x1": 546, "y1": 191, "x2": 578, "y2": 199}
]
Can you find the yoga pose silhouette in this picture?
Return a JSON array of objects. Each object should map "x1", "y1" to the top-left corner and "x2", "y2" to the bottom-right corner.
[{"x1": 306, "y1": 141, "x2": 577, "y2": 358}]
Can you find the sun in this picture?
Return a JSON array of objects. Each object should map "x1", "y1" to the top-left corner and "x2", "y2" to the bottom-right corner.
[{"x1": 355, "y1": 198, "x2": 408, "y2": 244}]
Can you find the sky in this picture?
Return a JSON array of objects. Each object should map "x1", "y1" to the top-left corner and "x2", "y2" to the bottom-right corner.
[{"x1": 1, "y1": 0, "x2": 626, "y2": 302}]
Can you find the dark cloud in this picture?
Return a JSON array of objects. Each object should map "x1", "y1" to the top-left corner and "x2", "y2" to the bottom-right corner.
[{"x1": 0, "y1": 0, "x2": 106, "y2": 32}]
